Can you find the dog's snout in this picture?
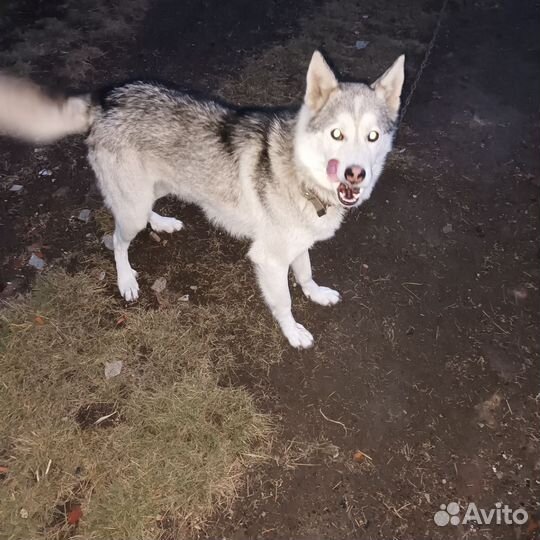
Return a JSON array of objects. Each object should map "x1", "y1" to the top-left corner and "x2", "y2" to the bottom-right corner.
[{"x1": 344, "y1": 165, "x2": 366, "y2": 185}]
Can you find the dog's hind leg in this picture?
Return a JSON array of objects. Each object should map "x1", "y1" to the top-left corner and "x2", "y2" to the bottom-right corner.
[
  {"x1": 91, "y1": 149, "x2": 154, "y2": 302},
  {"x1": 112, "y1": 201, "x2": 151, "y2": 301},
  {"x1": 149, "y1": 211, "x2": 184, "y2": 234},
  {"x1": 113, "y1": 226, "x2": 140, "y2": 302},
  {"x1": 292, "y1": 250, "x2": 341, "y2": 306}
]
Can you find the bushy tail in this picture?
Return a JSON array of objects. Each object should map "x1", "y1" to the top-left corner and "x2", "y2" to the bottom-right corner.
[{"x1": 0, "y1": 74, "x2": 92, "y2": 144}]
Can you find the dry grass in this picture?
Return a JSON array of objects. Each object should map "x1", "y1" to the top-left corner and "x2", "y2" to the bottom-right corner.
[
  {"x1": 0, "y1": 270, "x2": 275, "y2": 540},
  {"x1": 218, "y1": 0, "x2": 434, "y2": 106},
  {"x1": 0, "y1": 0, "x2": 149, "y2": 80}
]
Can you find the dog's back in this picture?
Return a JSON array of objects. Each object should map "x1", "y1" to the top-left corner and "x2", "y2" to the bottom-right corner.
[{"x1": 87, "y1": 82, "x2": 286, "y2": 234}]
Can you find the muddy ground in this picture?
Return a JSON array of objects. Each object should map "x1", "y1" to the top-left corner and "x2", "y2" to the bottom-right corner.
[{"x1": 1, "y1": 0, "x2": 539, "y2": 539}]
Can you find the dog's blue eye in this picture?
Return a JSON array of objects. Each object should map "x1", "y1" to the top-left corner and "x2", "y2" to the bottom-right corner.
[
  {"x1": 331, "y1": 128, "x2": 344, "y2": 141},
  {"x1": 367, "y1": 130, "x2": 379, "y2": 142}
]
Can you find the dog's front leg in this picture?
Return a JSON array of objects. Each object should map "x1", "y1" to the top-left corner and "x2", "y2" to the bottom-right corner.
[
  {"x1": 249, "y1": 246, "x2": 314, "y2": 349},
  {"x1": 292, "y1": 250, "x2": 341, "y2": 306}
]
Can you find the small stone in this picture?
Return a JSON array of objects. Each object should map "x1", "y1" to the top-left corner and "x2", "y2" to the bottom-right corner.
[
  {"x1": 20, "y1": 508, "x2": 29, "y2": 519},
  {"x1": 189, "y1": 285, "x2": 198, "y2": 291},
  {"x1": 179, "y1": 294, "x2": 189, "y2": 302},
  {"x1": 78, "y1": 209, "x2": 91, "y2": 223},
  {"x1": 355, "y1": 40, "x2": 369, "y2": 49},
  {"x1": 9, "y1": 184, "x2": 23, "y2": 192},
  {"x1": 102, "y1": 234, "x2": 114, "y2": 251},
  {"x1": 38, "y1": 168, "x2": 52, "y2": 177},
  {"x1": 442, "y1": 223, "x2": 453, "y2": 234},
  {"x1": 28, "y1": 254, "x2": 45, "y2": 270},
  {"x1": 511, "y1": 287, "x2": 527, "y2": 301},
  {"x1": 98, "y1": 271, "x2": 106, "y2": 281},
  {"x1": 104, "y1": 360, "x2": 123, "y2": 379},
  {"x1": 150, "y1": 231, "x2": 161, "y2": 243},
  {"x1": 151, "y1": 277, "x2": 167, "y2": 293}
]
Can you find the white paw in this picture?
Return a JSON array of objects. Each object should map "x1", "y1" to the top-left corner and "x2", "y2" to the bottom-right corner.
[
  {"x1": 282, "y1": 322, "x2": 314, "y2": 349},
  {"x1": 118, "y1": 268, "x2": 139, "y2": 302},
  {"x1": 150, "y1": 215, "x2": 184, "y2": 234},
  {"x1": 304, "y1": 284, "x2": 341, "y2": 306}
]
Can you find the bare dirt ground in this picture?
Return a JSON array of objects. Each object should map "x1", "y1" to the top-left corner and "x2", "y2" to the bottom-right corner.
[{"x1": 1, "y1": 0, "x2": 539, "y2": 539}]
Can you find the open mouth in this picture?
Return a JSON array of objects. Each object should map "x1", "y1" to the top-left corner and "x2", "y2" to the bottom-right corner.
[{"x1": 337, "y1": 183, "x2": 361, "y2": 207}]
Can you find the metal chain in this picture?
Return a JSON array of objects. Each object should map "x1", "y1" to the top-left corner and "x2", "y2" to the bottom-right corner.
[{"x1": 399, "y1": 0, "x2": 450, "y2": 125}]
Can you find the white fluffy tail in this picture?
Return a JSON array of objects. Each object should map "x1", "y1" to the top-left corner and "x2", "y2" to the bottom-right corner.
[{"x1": 0, "y1": 74, "x2": 91, "y2": 144}]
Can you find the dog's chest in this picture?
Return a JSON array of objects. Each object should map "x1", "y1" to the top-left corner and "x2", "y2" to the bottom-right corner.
[{"x1": 305, "y1": 205, "x2": 345, "y2": 243}]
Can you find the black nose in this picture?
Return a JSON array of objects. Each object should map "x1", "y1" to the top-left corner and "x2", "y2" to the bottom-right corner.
[{"x1": 344, "y1": 165, "x2": 366, "y2": 185}]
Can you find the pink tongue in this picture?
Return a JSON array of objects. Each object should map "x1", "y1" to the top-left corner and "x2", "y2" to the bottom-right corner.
[{"x1": 326, "y1": 159, "x2": 339, "y2": 182}]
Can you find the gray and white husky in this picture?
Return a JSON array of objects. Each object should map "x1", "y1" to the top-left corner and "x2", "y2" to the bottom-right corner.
[{"x1": 0, "y1": 52, "x2": 404, "y2": 348}]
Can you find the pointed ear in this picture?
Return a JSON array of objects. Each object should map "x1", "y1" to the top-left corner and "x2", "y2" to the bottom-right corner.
[
  {"x1": 371, "y1": 55, "x2": 405, "y2": 120},
  {"x1": 305, "y1": 51, "x2": 338, "y2": 112}
]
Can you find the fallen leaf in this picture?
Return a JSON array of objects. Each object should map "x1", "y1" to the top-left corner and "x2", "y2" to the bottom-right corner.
[
  {"x1": 104, "y1": 360, "x2": 123, "y2": 379},
  {"x1": 67, "y1": 504, "x2": 83, "y2": 525},
  {"x1": 102, "y1": 234, "x2": 114, "y2": 251},
  {"x1": 353, "y1": 450, "x2": 373, "y2": 463},
  {"x1": 35, "y1": 315, "x2": 45, "y2": 325},
  {"x1": 116, "y1": 315, "x2": 127, "y2": 327},
  {"x1": 151, "y1": 277, "x2": 167, "y2": 294}
]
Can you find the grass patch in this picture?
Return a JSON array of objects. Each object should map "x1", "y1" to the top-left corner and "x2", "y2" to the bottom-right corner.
[
  {"x1": 218, "y1": 0, "x2": 434, "y2": 107},
  {"x1": 0, "y1": 0, "x2": 150, "y2": 80},
  {"x1": 0, "y1": 270, "x2": 273, "y2": 539}
]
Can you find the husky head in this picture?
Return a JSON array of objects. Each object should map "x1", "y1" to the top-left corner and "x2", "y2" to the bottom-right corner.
[{"x1": 296, "y1": 51, "x2": 405, "y2": 208}]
